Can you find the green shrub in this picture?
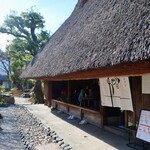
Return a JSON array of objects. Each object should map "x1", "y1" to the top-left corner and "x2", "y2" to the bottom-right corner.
[
  {"x1": 0, "y1": 98, "x2": 5, "y2": 107},
  {"x1": 0, "y1": 86, "x2": 5, "y2": 94}
]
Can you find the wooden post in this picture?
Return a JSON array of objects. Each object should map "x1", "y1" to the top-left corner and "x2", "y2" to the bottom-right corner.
[
  {"x1": 44, "y1": 81, "x2": 52, "y2": 107},
  {"x1": 43, "y1": 81, "x2": 48, "y2": 106},
  {"x1": 101, "y1": 106, "x2": 105, "y2": 128},
  {"x1": 129, "y1": 76, "x2": 142, "y2": 126},
  {"x1": 67, "y1": 80, "x2": 71, "y2": 103},
  {"x1": 48, "y1": 81, "x2": 52, "y2": 107},
  {"x1": 125, "y1": 111, "x2": 128, "y2": 127}
]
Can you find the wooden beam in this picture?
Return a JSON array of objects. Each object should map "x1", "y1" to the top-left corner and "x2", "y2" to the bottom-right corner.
[{"x1": 28, "y1": 60, "x2": 150, "y2": 81}]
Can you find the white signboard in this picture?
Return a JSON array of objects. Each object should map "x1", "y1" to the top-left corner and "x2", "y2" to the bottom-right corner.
[
  {"x1": 136, "y1": 110, "x2": 150, "y2": 143},
  {"x1": 142, "y1": 75, "x2": 150, "y2": 94},
  {"x1": 99, "y1": 77, "x2": 133, "y2": 111}
]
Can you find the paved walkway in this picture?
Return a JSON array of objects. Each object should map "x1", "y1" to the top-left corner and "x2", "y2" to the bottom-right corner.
[{"x1": 15, "y1": 97, "x2": 134, "y2": 150}]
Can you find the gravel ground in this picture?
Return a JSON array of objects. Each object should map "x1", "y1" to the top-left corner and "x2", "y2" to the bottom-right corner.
[
  {"x1": 0, "y1": 98, "x2": 133, "y2": 150},
  {"x1": 0, "y1": 105, "x2": 63, "y2": 150},
  {"x1": 0, "y1": 106, "x2": 24, "y2": 150}
]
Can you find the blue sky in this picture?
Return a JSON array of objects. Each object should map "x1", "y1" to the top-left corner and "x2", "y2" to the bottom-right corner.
[{"x1": 0, "y1": 0, "x2": 78, "y2": 51}]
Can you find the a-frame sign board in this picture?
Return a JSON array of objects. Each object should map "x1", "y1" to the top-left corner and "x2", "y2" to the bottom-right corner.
[{"x1": 134, "y1": 110, "x2": 150, "y2": 149}]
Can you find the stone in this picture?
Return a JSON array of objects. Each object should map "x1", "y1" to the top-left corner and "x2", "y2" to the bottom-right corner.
[
  {"x1": 52, "y1": 134, "x2": 58, "y2": 139},
  {"x1": 47, "y1": 137, "x2": 52, "y2": 143},
  {"x1": 3, "y1": 96, "x2": 15, "y2": 104},
  {"x1": 58, "y1": 141, "x2": 64, "y2": 146},
  {"x1": 10, "y1": 106, "x2": 68, "y2": 150},
  {"x1": 64, "y1": 146, "x2": 72, "y2": 150},
  {"x1": 61, "y1": 143, "x2": 69, "y2": 149},
  {"x1": 52, "y1": 139, "x2": 57, "y2": 143},
  {"x1": 56, "y1": 137, "x2": 63, "y2": 142}
]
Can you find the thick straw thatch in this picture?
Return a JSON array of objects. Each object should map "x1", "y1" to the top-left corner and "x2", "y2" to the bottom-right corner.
[{"x1": 21, "y1": 0, "x2": 150, "y2": 79}]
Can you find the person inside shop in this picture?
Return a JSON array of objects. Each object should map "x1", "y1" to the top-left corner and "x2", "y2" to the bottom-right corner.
[
  {"x1": 72, "y1": 89, "x2": 79, "y2": 105},
  {"x1": 78, "y1": 86, "x2": 90, "y2": 106},
  {"x1": 78, "y1": 87, "x2": 85, "y2": 106},
  {"x1": 58, "y1": 88, "x2": 67, "y2": 102}
]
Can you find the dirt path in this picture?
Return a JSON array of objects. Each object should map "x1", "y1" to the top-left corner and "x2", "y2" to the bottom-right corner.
[{"x1": 0, "y1": 106, "x2": 24, "y2": 150}]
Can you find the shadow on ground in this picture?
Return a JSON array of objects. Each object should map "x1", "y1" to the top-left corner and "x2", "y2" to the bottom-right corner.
[{"x1": 50, "y1": 108, "x2": 147, "y2": 150}]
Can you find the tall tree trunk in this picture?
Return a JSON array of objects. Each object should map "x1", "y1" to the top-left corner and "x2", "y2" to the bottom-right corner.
[
  {"x1": 8, "y1": 79, "x2": 11, "y2": 90},
  {"x1": 34, "y1": 80, "x2": 44, "y2": 104}
]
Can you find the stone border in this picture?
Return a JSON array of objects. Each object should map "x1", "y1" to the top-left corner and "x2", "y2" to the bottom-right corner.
[{"x1": 15, "y1": 105, "x2": 72, "y2": 150}]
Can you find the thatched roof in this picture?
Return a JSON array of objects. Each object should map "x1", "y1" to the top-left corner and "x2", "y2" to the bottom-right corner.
[{"x1": 21, "y1": 0, "x2": 150, "y2": 79}]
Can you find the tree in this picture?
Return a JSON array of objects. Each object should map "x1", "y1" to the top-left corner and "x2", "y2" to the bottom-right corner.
[
  {"x1": 0, "y1": 49, "x2": 11, "y2": 89},
  {"x1": 7, "y1": 38, "x2": 33, "y2": 90},
  {"x1": 0, "y1": 8, "x2": 50, "y2": 103}
]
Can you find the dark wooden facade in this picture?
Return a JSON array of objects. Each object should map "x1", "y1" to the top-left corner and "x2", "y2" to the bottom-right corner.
[{"x1": 43, "y1": 60, "x2": 150, "y2": 137}]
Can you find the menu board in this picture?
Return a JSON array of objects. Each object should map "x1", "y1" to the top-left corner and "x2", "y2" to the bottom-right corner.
[{"x1": 136, "y1": 110, "x2": 150, "y2": 143}]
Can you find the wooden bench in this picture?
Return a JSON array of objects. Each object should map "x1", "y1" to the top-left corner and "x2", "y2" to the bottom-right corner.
[{"x1": 52, "y1": 99, "x2": 100, "y2": 114}]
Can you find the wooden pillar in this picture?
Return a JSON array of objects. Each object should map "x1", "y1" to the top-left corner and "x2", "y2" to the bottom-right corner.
[
  {"x1": 100, "y1": 106, "x2": 104, "y2": 127},
  {"x1": 99, "y1": 82, "x2": 104, "y2": 127},
  {"x1": 142, "y1": 94, "x2": 150, "y2": 110},
  {"x1": 67, "y1": 81, "x2": 71, "y2": 103},
  {"x1": 48, "y1": 81, "x2": 52, "y2": 107},
  {"x1": 129, "y1": 76, "x2": 142, "y2": 126},
  {"x1": 44, "y1": 81, "x2": 52, "y2": 107},
  {"x1": 43, "y1": 81, "x2": 48, "y2": 106},
  {"x1": 124, "y1": 111, "x2": 128, "y2": 127}
]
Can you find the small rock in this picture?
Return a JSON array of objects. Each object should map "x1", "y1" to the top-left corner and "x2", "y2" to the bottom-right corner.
[
  {"x1": 61, "y1": 143, "x2": 69, "y2": 149},
  {"x1": 52, "y1": 134, "x2": 58, "y2": 139},
  {"x1": 64, "y1": 146, "x2": 72, "y2": 150},
  {"x1": 58, "y1": 141, "x2": 64, "y2": 146},
  {"x1": 56, "y1": 137, "x2": 63, "y2": 142},
  {"x1": 52, "y1": 139, "x2": 57, "y2": 143}
]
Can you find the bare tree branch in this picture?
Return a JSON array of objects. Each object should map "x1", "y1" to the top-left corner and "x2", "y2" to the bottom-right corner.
[
  {"x1": 0, "y1": 29, "x2": 28, "y2": 40},
  {"x1": 0, "y1": 67, "x2": 7, "y2": 73}
]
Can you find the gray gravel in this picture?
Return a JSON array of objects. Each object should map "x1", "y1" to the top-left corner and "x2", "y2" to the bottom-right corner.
[
  {"x1": 0, "y1": 105, "x2": 66, "y2": 150},
  {"x1": 0, "y1": 106, "x2": 24, "y2": 150}
]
